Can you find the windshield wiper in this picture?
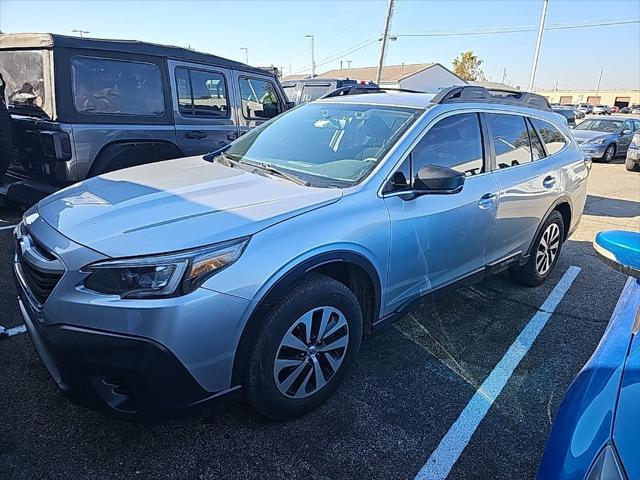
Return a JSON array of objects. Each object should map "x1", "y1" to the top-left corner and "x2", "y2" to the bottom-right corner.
[{"x1": 240, "y1": 159, "x2": 311, "y2": 186}]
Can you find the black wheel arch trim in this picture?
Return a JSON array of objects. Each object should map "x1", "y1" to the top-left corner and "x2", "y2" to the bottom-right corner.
[
  {"x1": 89, "y1": 140, "x2": 185, "y2": 177},
  {"x1": 230, "y1": 250, "x2": 382, "y2": 386},
  {"x1": 524, "y1": 195, "x2": 573, "y2": 258}
]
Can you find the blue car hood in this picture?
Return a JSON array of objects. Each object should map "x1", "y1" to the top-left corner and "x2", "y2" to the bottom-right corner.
[
  {"x1": 37, "y1": 156, "x2": 342, "y2": 258},
  {"x1": 571, "y1": 129, "x2": 612, "y2": 143}
]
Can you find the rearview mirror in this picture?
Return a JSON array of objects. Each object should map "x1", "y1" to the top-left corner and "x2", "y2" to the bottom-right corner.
[{"x1": 414, "y1": 165, "x2": 465, "y2": 194}]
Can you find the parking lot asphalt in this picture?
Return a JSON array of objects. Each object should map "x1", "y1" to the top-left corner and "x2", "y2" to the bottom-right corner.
[{"x1": 0, "y1": 158, "x2": 638, "y2": 480}]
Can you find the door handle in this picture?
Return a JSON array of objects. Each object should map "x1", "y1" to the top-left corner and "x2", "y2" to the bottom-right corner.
[
  {"x1": 478, "y1": 193, "x2": 497, "y2": 209},
  {"x1": 543, "y1": 176, "x2": 557, "y2": 188},
  {"x1": 185, "y1": 130, "x2": 207, "y2": 139},
  {"x1": 226, "y1": 132, "x2": 238, "y2": 141}
]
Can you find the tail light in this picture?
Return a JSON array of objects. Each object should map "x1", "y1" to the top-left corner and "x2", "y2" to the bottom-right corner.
[{"x1": 41, "y1": 131, "x2": 72, "y2": 161}]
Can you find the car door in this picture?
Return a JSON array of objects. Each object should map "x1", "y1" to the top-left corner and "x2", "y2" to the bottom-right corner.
[
  {"x1": 617, "y1": 120, "x2": 636, "y2": 154},
  {"x1": 232, "y1": 73, "x2": 286, "y2": 137},
  {"x1": 383, "y1": 112, "x2": 499, "y2": 313},
  {"x1": 486, "y1": 112, "x2": 564, "y2": 262},
  {"x1": 168, "y1": 60, "x2": 239, "y2": 156}
]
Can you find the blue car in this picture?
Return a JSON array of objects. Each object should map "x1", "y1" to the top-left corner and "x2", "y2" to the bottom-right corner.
[
  {"x1": 538, "y1": 230, "x2": 640, "y2": 480},
  {"x1": 572, "y1": 117, "x2": 640, "y2": 163}
]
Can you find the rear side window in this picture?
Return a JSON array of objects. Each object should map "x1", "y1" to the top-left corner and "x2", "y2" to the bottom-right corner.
[
  {"x1": 526, "y1": 119, "x2": 545, "y2": 160},
  {"x1": 239, "y1": 77, "x2": 282, "y2": 119},
  {"x1": 71, "y1": 56, "x2": 164, "y2": 116},
  {"x1": 174, "y1": 67, "x2": 228, "y2": 118},
  {"x1": 530, "y1": 118, "x2": 567, "y2": 155},
  {"x1": 486, "y1": 113, "x2": 535, "y2": 169},
  {"x1": 412, "y1": 113, "x2": 485, "y2": 177}
]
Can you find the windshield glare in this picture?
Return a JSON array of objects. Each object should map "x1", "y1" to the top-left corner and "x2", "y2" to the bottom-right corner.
[
  {"x1": 574, "y1": 119, "x2": 622, "y2": 133},
  {"x1": 224, "y1": 102, "x2": 422, "y2": 184}
]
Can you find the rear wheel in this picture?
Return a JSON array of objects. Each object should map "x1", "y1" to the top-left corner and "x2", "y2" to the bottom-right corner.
[
  {"x1": 510, "y1": 211, "x2": 565, "y2": 287},
  {"x1": 601, "y1": 144, "x2": 616, "y2": 163},
  {"x1": 245, "y1": 273, "x2": 362, "y2": 419}
]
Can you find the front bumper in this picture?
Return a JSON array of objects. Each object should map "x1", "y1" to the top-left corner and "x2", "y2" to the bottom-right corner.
[
  {"x1": 579, "y1": 143, "x2": 608, "y2": 158},
  {"x1": 18, "y1": 296, "x2": 239, "y2": 421}
]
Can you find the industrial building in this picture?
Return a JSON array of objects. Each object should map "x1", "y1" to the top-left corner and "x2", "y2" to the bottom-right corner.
[{"x1": 535, "y1": 89, "x2": 640, "y2": 108}]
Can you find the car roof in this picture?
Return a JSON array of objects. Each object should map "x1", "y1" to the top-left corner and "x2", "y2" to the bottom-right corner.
[{"x1": 0, "y1": 33, "x2": 269, "y2": 76}]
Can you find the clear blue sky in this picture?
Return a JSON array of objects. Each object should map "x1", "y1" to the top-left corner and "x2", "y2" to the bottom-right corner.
[{"x1": 1, "y1": 0, "x2": 639, "y2": 90}]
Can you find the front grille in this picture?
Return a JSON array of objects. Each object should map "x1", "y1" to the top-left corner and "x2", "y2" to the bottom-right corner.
[{"x1": 17, "y1": 259, "x2": 63, "y2": 305}]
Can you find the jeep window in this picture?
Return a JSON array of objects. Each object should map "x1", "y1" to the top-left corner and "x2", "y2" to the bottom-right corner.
[
  {"x1": 301, "y1": 84, "x2": 332, "y2": 103},
  {"x1": 71, "y1": 56, "x2": 164, "y2": 116},
  {"x1": 223, "y1": 102, "x2": 421, "y2": 185},
  {"x1": 239, "y1": 77, "x2": 282, "y2": 119},
  {"x1": 486, "y1": 113, "x2": 536, "y2": 169},
  {"x1": 412, "y1": 113, "x2": 485, "y2": 177},
  {"x1": 0, "y1": 50, "x2": 49, "y2": 117},
  {"x1": 175, "y1": 67, "x2": 228, "y2": 117},
  {"x1": 531, "y1": 118, "x2": 566, "y2": 155}
]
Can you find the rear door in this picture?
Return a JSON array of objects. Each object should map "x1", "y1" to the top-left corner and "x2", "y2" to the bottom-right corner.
[
  {"x1": 168, "y1": 60, "x2": 239, "y2": 156},
  {"x1": 231, "y1": 72, "x2": 286, "y2": 137},
  {"x1": 486, "y1": 112, "x2": 565, "y2": 263}
]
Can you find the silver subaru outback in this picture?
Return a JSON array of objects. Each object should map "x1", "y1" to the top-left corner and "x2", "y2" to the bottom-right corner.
[{"x1": 13, "y1": 86, "x2": 589, "y2": 421}]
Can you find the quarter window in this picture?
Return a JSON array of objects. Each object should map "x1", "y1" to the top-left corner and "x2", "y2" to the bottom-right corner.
[
  {"x1": 486, "y1": 114, "x2": 536, "y2": 169},
  {"x1": 411, "y1": 113, "x2": 485, "y2": 177},
  {"x1": 239, "y1": 77, "x2": 282, "y2": 119},
  {"x1": 175, "y1": 67, "x2": 228, "y2": 117},
  {"x1": 530, "y1": 118, "x2": 567, "y2": 155},
  {"x1": 71, "y1": 56, "x2": 165, "y2": 116},
  {"x1": 526, "y1": 119, "x2": 545, "y2": 160}
]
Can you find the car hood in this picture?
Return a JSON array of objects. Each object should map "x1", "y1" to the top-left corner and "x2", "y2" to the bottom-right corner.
[
  {"x1": 37, "y1": 156, "x2": 342, "y2": 258},
  {"x1": 571, "y1": 129, "x2": 613, "y2": 144}
]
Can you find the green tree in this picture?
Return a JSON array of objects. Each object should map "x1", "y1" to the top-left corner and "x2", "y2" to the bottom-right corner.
[{"x1": 452, "y1": 51, "x2": 486, "y2": 82}]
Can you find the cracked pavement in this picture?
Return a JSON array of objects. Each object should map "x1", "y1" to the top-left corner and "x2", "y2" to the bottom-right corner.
[{"x1": 0, "y1": 159, "x2": 638, "y2": 480}]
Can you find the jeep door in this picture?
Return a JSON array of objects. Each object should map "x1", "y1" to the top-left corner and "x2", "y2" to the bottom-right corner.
[
  {"x1": 485, "y1": 113, "x2": 566, "y2": 263},
  {"x1": 168, "y1": 60, "x2": 239, "y2": 156},
  {"x1": 231, "y1": 72, "x2": 286, "y2": 137},
  {"x1": 383, "y1": 112, "x2": 499, "y2": 313}
]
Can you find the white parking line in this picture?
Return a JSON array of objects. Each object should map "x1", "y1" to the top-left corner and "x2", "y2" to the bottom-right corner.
[
  {"x1": 0, "y1": 223, "x2": 18, "y2": 231},
  {"x1": 415, "y1": 265, "x2": 581, "y2": 480}
]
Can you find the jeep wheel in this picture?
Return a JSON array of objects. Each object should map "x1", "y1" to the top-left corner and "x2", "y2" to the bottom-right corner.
[
  {"x1": 0, "y1": 98, "x2": 13, "y2": 175},
  {"x1": 245, "y1": 273, "x2": 362, "y2": 419},
  {"x1": 510, "y1": 211, "x2": 565, "y2": 287},
  {"x1": 601, "y1": 144, "x2": 616, "y2": 163}
]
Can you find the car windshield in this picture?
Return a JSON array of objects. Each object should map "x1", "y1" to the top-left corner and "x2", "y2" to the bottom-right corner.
[
  {"x1": 574, "y1": 119, "x2": 622, "y2": 133},
  {"x1": 223, "y1": 102, "x2": 422, "y2": 185}
]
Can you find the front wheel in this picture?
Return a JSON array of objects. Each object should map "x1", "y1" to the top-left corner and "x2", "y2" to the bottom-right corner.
[
  {"x1": 245, "y1": 273, "x2": 363, "y2": 419},
  {"x1": 510, "y1": 211, "x2": 565, "y2": 287},
  {"x1": 601, "y1": 144, "x2": 616, "y2": 163},
  {"x1": 626, "y1": 156, "x2": 640, "y2": 172}
]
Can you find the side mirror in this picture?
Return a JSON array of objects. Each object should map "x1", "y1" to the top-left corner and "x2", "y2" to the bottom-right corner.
[
  {"x1": 594, "y1": 230, "x2": 640, "y2": 278},
  {"x1": 621, "y1": 129, "x2": 632, "y2": 136},
  {"x1": 414, "y1": 164, "x2": 465, "y2": 194}
]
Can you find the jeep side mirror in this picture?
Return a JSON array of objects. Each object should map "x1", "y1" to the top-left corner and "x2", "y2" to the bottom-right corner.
[{"x1": 414, "y1": 164, "x2": 465, "y2": 194}]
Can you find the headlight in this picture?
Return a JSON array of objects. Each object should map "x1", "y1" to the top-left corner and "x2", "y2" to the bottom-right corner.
[
  {"x1": 587, "y1": 138, "x2": 608, "y2": 145},
  {"x1": 586, "y1": 445, "x2": 625, "y2": 480},
  {"x1": 82, "y1": 237, "x2": 249, "y2": 298}
]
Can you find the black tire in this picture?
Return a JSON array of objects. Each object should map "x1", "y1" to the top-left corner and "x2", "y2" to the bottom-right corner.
[
  {"x1": 625, "y1": 156, "x2": 640, "y2": 172},
  {"x1": 0, "y1": 98, "x2": 13, "y2": 176},
  {"x1": 510, "y1": 210, "x2": 565, "y2": 287},
  {"x1": 245, "y1": 272, "x2": 362, "y2": 419},
  {"x1": 601, "y1": 144, "x2": 616, "y2": 163}
]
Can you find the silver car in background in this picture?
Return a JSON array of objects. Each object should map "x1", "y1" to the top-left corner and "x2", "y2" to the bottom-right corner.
[{"x1": 13, "y1": 86, "x2": 589, "y2": 421}]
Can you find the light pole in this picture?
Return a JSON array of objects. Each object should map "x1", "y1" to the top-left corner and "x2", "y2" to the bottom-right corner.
[
  {"x1": 375, "y1": 0, "x2": 395, "y2": 84},
  {"x1": 527, "y1": 0, "x2": 548, "y2": 92},
  {"x1": 304, "y1": 34, "x2": 315, "y2": 77},
  {"x1": 71, "y1": 29, "x2": 89, "y2": 38},
  {"x1": 240, "y1": 48, "x2": 249, "y2": 65},
  {"x1": 595, "y1": 68, "x2": 604, "y2": 101}
]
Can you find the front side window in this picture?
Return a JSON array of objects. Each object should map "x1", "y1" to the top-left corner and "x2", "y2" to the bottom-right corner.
[
  {"x1": 175, "y1": 67, "x2": 228, "y2": 117},
  {"x1": 622, "y1": 121, "x2": 634, "y2": 134},
  {"x1": 531, "y1": 118, "x2": 567, "y2": 155},
  {"x1": 486, "y1": 113, "x2": 535, "y2": 169},
  {"x1": 411, "y1": 113, "x2": 485, "y2": 177},
  {"x1": 71, "y1": 56, "x2": 164, "y2": 116},
  {"x1": 224, "y1": 102, "x2": 421, "y2": 185},
  {"x1": 239, "y1": 77, "x2": 282, "y2": 119}
]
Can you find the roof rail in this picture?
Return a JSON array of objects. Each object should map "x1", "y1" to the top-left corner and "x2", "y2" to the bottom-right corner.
[
  {"x1": 430, "y1": 86, "x2": 551, "y2": 111},
  {"x1": 321, "y1": 85, "x2": 423, "y2": 99}
]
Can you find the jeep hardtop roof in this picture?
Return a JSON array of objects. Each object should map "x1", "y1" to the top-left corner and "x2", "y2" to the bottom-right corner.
[{"x1": 0, "y1": 33, "x2": 269, "y2": 76}]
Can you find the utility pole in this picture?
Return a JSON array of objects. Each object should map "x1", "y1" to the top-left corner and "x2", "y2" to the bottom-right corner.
[
  {"x1": 240, "y1": 47, "x2": 249, "y2": 65},
  {"x1": 595, "y1": 68, "x2": 604, "y2": 99},
  {"x1": 71, "y1": 29, "x2": 89, "y2": 38},
  {"x1": 527, "y1": 0, "x2": 548, "y2": 92},
  {"x1": 304, "y1": 34, "x2": 315, "y2": 77},
  {"x1": 502, "y1": 68, "x2": 507, "y2": 83},
  {"x1": 554, "y1": 80, "x2": 559, "y2": 91},
  {"x1": 346, "y1": 60, "x2": 352, "y2": 69},
  {"x1": 375, "y1": 0, "x2": 394, "y2": 84},
  {"x1": 340, "y1": 60, "x2": 343, "y2": 70}
]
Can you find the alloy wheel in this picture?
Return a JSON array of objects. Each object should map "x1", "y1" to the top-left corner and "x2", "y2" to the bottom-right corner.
[
  {"x1": 273, "y1": 306, "x2": 349, "y2": 399},
  {"x1": 604, "y1": 145, "x2": 615, "y2": 162},
  {"x1": 536, "y1": 223, "x2": 561, "y2": 276}
]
